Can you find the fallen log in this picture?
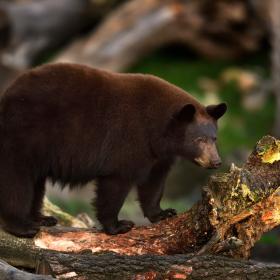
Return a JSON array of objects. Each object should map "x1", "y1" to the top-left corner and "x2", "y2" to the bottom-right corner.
[
  {"x1": 3, "y1": 237, "x2": 280, "y2": 280},
  {"x1": 10, "y1": 251, "x2": 280, "y2": 280},
  {"x1": 0, "y1": 135, "x2": 280, "y2": 279},
  {"x1": 54, "y1": 0, "x2": 267, "y2": 72}
]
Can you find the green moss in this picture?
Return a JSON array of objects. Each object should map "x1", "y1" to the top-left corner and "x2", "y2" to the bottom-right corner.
[
  {"x1": 240, "y1": 183, "x2": 255, "y2": 201},
  {"x1": 256, "y1": 137, "x2": 280, "y2": 164}
]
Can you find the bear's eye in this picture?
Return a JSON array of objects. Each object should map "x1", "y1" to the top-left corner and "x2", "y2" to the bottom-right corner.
[{"x1": 195, "y1": 136, "x2": 207, "y2": 143}]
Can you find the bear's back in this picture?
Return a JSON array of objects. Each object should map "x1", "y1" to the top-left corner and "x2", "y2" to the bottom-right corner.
[{"x1": 0, "y1": 63, "x2": 206, "y2": 183}]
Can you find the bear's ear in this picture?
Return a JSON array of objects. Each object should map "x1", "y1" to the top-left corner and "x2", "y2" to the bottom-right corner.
[
  {"x1": 174, "y1": 104, "x2": 196, "y2": 122},
  {"x1": 206, "y1": 103, "x2": 227, "y2": 120}
]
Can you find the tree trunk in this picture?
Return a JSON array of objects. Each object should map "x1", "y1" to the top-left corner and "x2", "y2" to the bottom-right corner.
[
  {"x1": 54, "y1": 0, "x2": 267, "y2": 72},
  {"x1": 0, "y1": 136, "x2": 280, "y2": 279}
]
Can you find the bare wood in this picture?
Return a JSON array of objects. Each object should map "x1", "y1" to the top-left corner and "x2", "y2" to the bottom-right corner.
[
  {"x1": 54, "y1": 0, "x2": 266, "y2": 71},
  {"x1": 0, "y1": 136, "x2": 280, "y2": 278}
]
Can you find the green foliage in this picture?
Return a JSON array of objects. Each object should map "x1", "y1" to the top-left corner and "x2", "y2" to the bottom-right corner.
[
  {"x1": 259, "y1": 234, "x2": 279, "y2": 245},
  {"x1": 49, "y1": 196, "x2": 93, "y2": 216}
]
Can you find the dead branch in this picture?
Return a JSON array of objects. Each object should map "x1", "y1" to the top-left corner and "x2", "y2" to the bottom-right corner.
[
  {"x1": 54, "y1": 0, "x2": 267, "y2": 72},
  {"x1": 0, "y1": 0, "x2": 122, "y2": 69},
  {"x1": 0, "y1": 260, "x2": 52, "y2": 280},
  {"x1": 0, "y1": 136, "x2": 279, "y2": 279}
]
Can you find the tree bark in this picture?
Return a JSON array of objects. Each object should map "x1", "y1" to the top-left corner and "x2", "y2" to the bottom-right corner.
[
  {"x1": 18, "y1": 252, "x2": 280, "y2": 280},
  {"x1": 0, "y1": 136, "x2": 280, "y2": 279},
  {"x1": 54, "y1": 0, "x2": 267, "y2": 72}
]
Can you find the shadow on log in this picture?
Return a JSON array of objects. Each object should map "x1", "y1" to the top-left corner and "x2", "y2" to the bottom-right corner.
[{"x1": 0, "y1": 136, "x2": 280, "y2": 279}]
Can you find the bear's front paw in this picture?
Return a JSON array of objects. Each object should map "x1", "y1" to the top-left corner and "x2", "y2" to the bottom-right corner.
[
  {"x1": 103, "y1": 220, "x2": 135, "y2": 235},
  {"x1": 149, "y1": 208, "x2": 177, "y2": 223}
]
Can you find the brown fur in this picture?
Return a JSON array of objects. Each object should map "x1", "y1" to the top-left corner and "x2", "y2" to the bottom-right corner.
[{"x1": 0, "y1": 63, "x2": 226, "y2": 237}]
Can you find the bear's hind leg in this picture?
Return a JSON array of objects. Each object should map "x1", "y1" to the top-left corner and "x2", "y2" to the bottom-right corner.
[
  {"x1": 0, "y1": 176, "x2": 39, "y2": 238},
  {"x1": 95, "y1": 176, "x2": 134, "y2": 235},
  {"x1": 30, "y1": 178, "x2": 58, "y2": 227},
  {"x1": 1, "y1": 215, "x2": 39, "y2": 238}
]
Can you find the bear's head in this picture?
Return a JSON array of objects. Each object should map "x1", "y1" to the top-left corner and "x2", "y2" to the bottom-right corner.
[{"x1": 166, "y1": 102, "x2": 227, "y2": 169}]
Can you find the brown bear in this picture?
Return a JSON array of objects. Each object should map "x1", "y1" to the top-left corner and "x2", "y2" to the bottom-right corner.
[{"x1": 0, "y1": 63, "x2": 227, "y2": 237}]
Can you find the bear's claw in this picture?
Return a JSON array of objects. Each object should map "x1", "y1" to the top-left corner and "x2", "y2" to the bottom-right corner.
[
  {"x1": 104, "y1": 220, "x2": 135, "y2": 235},
  {"x1": 39, "y1": 215, "x2": 58, "y2": 227},
  {"x1": 149, "y1": 208, "x2": 177, "y2": 223}
]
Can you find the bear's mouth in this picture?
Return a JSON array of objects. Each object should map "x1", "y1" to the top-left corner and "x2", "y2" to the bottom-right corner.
[
  {"x1": 193, "y1": 157, "x2": 208, "y2": 168},
  {"x1": 193, "y1": 158, "x2": 219, "y2": 169}
]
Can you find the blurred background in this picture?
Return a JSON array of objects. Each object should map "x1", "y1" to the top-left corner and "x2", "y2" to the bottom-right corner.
[{"x1": 0, "y1": 0, "x2": 279, "y2": 262}]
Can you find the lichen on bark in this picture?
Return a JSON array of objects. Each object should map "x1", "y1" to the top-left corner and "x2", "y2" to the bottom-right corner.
[{"x1": 200, "y1": 135, "x2": 280, "y2": 257}]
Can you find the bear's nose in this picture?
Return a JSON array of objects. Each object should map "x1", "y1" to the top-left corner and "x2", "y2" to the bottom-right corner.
[{"x1": 211, "y1": 159, "x2": 222, "y2": 168}]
